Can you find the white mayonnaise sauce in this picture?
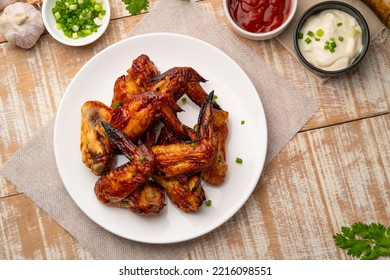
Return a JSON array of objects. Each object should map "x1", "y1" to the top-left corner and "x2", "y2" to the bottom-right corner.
[{"x1": 298, "y1": 9, "x2": 363, "y2": 71}]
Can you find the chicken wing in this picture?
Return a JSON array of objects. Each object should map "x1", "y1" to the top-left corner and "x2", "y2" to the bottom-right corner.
[
  {"x1": 153, "y1": 127, "x2": 205, "y2": 213},
  {"x1": 200, "y1": 109, "x2": 229, "y2": 185},
  {"x1": 148, "y1": 67, "x2": 207, "y2": 101},
  {"x1": 94, "y1": 122, "x2": 154, "y2": 204},
  {"x1": 111, "y1": 180, "x2": 166, "y2": 215},
  {"x1": 111, "y1": 54, "x2": 160, "y2": 107},
  {"x1": 151, "y1": 92, "x2": 218, "y2": 177},
  {"x1": 80, "y1": 101, "x2": 114, "y2": 175},
  {"x1": 127, "y1": 54, "x2": 160, "y2": 88},
  {"x1": 153, "y1": 174, "x2": 205, "y2": 213}
]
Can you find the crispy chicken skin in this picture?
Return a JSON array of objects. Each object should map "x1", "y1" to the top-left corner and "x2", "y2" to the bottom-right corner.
[
  {"x1": 111, "y1": 54, "x2": 160, "y2": 107},
  {"x1": 110, "y1": 89, "x2": 193, "y2": 142},
  {"x1": 110, "y1": 90, "x2": 163, "y2": 141},
  {"x1": 153, "y1": 175, "x2": 205, "y2": 213},
  {"x1": 94, "y1": 122, "x2": 154, "y2": 204},
  {"x1": 201, "y1": 109, "x2": 229, "y2": 186},
  {"x1": 154, "y1": 127, "x2": 205, "y2": 213},
  {"x1": 111, "y1": 181, "x2": 166, "y2": 215},
  {"x1": 80, "y1": 101, "x2": 114, "y2": 176},
  {"x1": 151, "y1": 92, "x2": 218, "y2": 178},
  {"x1": 127, "y1": 54, "x2": 160, "y2": 88},
  {"x1": 148, "y1": 67, "x2": 207, "y2": 101}
]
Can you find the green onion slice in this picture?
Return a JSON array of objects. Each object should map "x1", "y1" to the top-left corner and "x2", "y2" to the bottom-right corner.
[{"x1": 316, "y1": 29, "x2": 324, "y2": 37}]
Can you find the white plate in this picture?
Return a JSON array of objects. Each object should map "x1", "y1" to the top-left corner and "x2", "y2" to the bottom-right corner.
[
  {"x1": 54, "y1": 33, "x2": 268, "y2": 244},
  {"x1": 42, "y1": 0, "x2": 110, "y2": 47}
]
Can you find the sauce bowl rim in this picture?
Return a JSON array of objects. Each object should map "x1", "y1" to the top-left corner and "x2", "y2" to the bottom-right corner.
[{"x1": 223, "y1": 0, "x2": 298, "y2": 38}]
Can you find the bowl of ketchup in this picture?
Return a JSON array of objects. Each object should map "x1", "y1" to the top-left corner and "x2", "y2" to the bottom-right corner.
[{"x1": 223, "y1": 0, "x2": 298, "y2": 40}]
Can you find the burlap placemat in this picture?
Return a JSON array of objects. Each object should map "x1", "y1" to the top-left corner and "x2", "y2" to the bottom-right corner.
[{"x1": 0, "y1": 0, "x2": 318, "y2": 259}]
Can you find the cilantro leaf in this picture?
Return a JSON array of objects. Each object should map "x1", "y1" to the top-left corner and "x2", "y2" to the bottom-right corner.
[
  {"x1": 121, "y1": 0, "x2": 190, "y2": 15},
  {"x1": 121, "y1": 0, "x2": 149, "y2": 15},
  {"x1": 334, "y1": 221, "x2": 390, "y2": 260}
]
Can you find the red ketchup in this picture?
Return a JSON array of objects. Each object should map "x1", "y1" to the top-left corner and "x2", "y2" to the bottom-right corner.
[{"x1": 229, "y1": 0, "x2": 291, "y2": 33}]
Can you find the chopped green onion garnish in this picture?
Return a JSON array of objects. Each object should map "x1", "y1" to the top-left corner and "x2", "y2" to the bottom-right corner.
[
  {"x1": 316, "y1": 29, "x2": 324, "y2": 37},
  {"x1": 298, "y1": 32, "x2": 304, "y2": 39},
  {"x1": 351, "y1": 28, "x2": 361, "y2": 37},
  {"x1": 139, "y1": 156, "x2": 145, "y2": 162},
  {"x1": 113, "y1": 101, "x2": 120, "y2": 108},
  {"x1": 213, "y1": 95, "x2": 218, "y2": 100},
  {"x1": 183, "y1": 185, "x2": 189, "y2": 190},
  {"x1": 337, "y1": 22, "x2": 343, "y2": 27},
  {"x1": 330, "y1": 37, "x2": 335, "y2": 41},
  {"x1": 235, "y1": 157, "x2": 243, "y2": 164},
  {"x1": 331, "y1": 41, "x2": 337, "y2": 49},
  {"x1": 338, "y1": 36, "x2": 344, "y2": 42},
  {"x1": 52, "y1": 0, "x2": 106, "y2": 39},
  {"x1": 205, "y1": 200, "x2": 212, "y2": 207},
  {"x1": 315, "y1": 37, "x2": 320, "y2": 41},
  {"x1": 94, "y1": 4, "x2": 102, "y2": 12},
  {"x1": 241, "y1": 120, "x2": 245, "y2": 125},
  {"x1": 307, "y1": 30, "x2": 315, "y2": 37},
  {"x1": 181, "y1": 97, "x2": 187, "y2": 103},
  {"x1": 305, "y1": 37, "x2": 312, "y2": 44},
  {"x1": 191, "y1": 142, "x2": 196, "y2": 147},
  {"x1": 54, "y1": 11, "x2": 61, "y2": 20}
]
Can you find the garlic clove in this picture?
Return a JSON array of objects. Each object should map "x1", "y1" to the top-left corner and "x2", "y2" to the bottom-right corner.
[
  {"x1": 0, "y1": 2, "x2": 45, "y2": 49},
  {"x1": 0, "y1": 0, "x2": 18, "y2": 11}
]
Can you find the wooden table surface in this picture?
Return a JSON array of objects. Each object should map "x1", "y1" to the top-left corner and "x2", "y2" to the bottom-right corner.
[{"x1": 1, "y1": 0, "x2": 389, "y2": 260}]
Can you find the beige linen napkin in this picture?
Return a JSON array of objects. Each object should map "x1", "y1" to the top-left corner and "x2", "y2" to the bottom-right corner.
[
  {"x1": 0, "y1": 0, "x2": 318, "y2": 259},
  {"x1": 277, "y1": 0, "x2": 385, "y2": 58}
]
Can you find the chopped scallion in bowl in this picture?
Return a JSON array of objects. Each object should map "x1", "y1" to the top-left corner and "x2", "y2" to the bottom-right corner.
[{"x1": 42, "y1": 0, "x2": 110, "y2": 47}]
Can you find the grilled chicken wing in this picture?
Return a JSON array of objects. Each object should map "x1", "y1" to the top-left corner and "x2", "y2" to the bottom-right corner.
[
  {"x1": 94, "y1": 122, "x2": 154, "y2": 204},
  {"x1": 80, "y1": 101, "x2": 114, "y2": 175},
  {"x1": 153, "y1": 174, "x2": 205, "y2": 213},
  {"x1": 151, "y1": 92, "x2": 218, "y2": 177},
  {"x1": 149, "y1": 66, "x2": 221, "y2": 109},
  {"x1": 111, "y1": 54, "x2": 159, "y2": 107},
  {"x1": 111, "y1": 180, "x2": 165, "y2": 215},
  {"x1": 148, "y1": 67, "x2": 207, "y2": 101},
  {"x1": 110, "y1": 89, "x2": 194, "y2": 142},
  {"x1": 154, "y1": 127, "x2": 205, "y2": 213},
  {"x1": 127, "y1": 54, "x2": 160, "y2": 88},
  {"x1": 200, "y1": 109, "x2": 229, "y2": 186}
]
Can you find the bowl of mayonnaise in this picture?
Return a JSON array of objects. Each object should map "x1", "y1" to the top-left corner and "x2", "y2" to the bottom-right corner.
[{"x1": 293, "y1": 1, "x2": 370, "y2": 76}]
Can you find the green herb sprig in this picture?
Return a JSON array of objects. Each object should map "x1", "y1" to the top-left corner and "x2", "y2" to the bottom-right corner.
[
  {"x1": 122, "y1": 0, "x2": 190, "y2": 15},
  {"x1": 121, "y1": 0, "x2": 149, "y2": 15},
  {"x1": 334, "y1": 221, "x2": 390, "y2": 260}
]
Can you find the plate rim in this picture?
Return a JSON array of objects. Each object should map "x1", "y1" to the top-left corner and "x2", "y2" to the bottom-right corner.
[{"x1": 54, "y1": 32, "x2": 268, "y2": 244}]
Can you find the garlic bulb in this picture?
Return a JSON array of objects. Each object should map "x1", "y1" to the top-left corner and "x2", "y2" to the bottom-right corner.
[
  {"x1": 0, "y1": 0, "x2": 18, "y2": 11},
  {"x1": 0, "y1": 2, "x2": 44, "y2": 49}
]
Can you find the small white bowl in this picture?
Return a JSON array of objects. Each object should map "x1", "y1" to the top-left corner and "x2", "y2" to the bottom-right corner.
[
  {"x1": 42, "y1": 0, "x2": 110, "y2": 47},
  {"x1": 223, "y1": 0, "x2": 297, "y2": 40}
]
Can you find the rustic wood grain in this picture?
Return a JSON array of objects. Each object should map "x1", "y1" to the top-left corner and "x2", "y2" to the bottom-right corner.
[
  {"x1": 0, "y1": 194, "x2": 93, "y2": 259},
  {"x1": 1, "y1": 0, "x2": 389, "y2": 260},
  {"x1": 188, "y1": 114, "x2": 390, "y2": 259}
]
